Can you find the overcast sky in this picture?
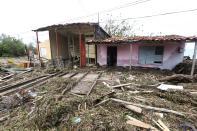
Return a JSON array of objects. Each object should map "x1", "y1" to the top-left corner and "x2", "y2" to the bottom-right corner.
[{"x1": 0, "y1": 0, "x2": 196, "y2": 56}]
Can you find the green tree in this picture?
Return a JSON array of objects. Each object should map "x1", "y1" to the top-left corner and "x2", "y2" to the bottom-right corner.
[{"x1": 0, "y1": 34, "x2": 26, "y2": 57}]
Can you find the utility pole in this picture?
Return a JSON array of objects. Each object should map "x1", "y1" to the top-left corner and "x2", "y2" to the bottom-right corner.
[{"x1": 191, "y1": 41, "x2": 197, "y2": 76}]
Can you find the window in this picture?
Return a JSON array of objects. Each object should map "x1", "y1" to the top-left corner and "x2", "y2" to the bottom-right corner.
[
  {"x1": 155, "y1": 46, "x2": 164, "y2": 55},
  {"x1": 139, "y1": 46, "x2": 164, "y2": 65}
]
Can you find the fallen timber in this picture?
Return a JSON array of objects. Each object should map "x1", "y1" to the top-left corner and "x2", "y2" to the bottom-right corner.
[{"x1": 0, "y1": 72, "x2": 63, "y2": 96}]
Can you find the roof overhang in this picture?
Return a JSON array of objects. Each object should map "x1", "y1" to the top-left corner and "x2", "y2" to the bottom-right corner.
[{"x1": 87, "y1": 35, "x2": 197, "y2": 45}]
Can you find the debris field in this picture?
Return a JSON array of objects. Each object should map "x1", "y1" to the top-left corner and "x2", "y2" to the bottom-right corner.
[{"x1": 0, "y1": 67, "x2": 197, "y2": 130}]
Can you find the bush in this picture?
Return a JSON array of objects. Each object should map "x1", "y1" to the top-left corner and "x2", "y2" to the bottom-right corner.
[{"x1": 0, "y1": 34, "x2": 26, "y2": 57}]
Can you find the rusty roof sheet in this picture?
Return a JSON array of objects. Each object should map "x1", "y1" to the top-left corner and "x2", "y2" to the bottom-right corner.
[
  {"x1": 87, "y1": 35, "x2": 197, "y2": 44},
  {"x1": 33, "y1": 22, "x2": 99, "y2": 31}
]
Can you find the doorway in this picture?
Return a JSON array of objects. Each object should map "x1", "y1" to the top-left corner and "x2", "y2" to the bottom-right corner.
[{"x1": 107, "y1": 46, "x2": 117, "y2": 66}]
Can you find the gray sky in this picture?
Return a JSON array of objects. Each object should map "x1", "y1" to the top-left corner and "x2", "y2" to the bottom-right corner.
[{"x1": 0, "y1": 0, "x2": 196, "y2": 56}]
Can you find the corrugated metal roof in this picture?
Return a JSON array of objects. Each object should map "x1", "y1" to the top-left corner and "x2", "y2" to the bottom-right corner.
[
  {"x1": 87, "y1": 35, "x2": 197, "y2": 44},
  {"x1": 33, "y1": 22, "x2": 99, "y2": 31}
]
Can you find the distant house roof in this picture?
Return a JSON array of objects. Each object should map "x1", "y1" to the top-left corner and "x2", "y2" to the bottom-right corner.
[
  {"x1": 87, "y1": 35, "x2": 197, "y2": 44},
  {"x1": 33, "y1": 22, "x2": 110, "y2": 37}
]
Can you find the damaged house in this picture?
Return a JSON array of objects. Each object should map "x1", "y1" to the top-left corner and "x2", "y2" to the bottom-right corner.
[
  {"x1": 88, "y1": 35, "x2": 197, "y2": 70},
  {"x1": 33, "y1": 23, "x2": 110, "y2": 67}
]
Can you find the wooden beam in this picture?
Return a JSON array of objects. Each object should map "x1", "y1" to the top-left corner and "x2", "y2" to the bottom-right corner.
[
  {"x1": 55, "y1": 30, "x2": 59, "y2": 57},
  {"x1": 191, "y1": 41, "x2": 197, "y2": 76},
  {"x1": 88, "y1": 44, "x2": 90, "y2": 65},
  {"x1": 79, "y1": 34, "x2": 86, "y2": 67},
  {"x1": 111, "y1": 98, "x2": 184, "y2": 116}
]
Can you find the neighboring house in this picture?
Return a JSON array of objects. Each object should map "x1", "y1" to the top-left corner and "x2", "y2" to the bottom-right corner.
[
  {"x1": 88, "y1": 35, "x2": 197, "y2": 70},
  {"x1": 33, "y1": 23, "x2": 110, "y2": 67},
  {"x1": 39, "y1": 40, "x2": 51, "y2": 59}
]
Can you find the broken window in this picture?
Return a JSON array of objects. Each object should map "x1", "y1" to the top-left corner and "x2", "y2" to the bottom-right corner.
[{"x1": 155, "y1": 46, "x2": 164, "y2": 55}]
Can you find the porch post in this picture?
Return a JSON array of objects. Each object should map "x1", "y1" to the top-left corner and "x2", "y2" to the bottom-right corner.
[
  {"x1": 129, "y1": 44, "x2": 132, "y2": 70},
  {"x1": 79, "y1": 34, "x2": 86, "y2": 67},
  {"x1": 191, "y1": 41, "x2": 197, "y2": 76},
  {"x1": 36, "y1": 31, "x2": 41, "y2": 66},
  {"x1": 55, "y1": 30, "x2": 59, "y2": 57},
  {"x1": 88, "y1": 44, "x2": 90, "y2": 65}
]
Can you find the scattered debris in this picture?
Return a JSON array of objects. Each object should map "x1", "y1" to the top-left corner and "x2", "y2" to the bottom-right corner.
[
  {"x1": 159, "y1": 74, "x2": 197, "y2": 83},
  {"x1": 111, "y1": 98, "x2": 185, "y2": 116},
  {"x1": 0, "y1": 67, "x2": 196, "y2": 130}
]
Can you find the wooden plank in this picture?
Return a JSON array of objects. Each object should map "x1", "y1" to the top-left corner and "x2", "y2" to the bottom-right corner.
[
  {"x1": 87, "y1": 72, "x2": 102, "y2": 96},
  {"x1": 111, "y1": 83, "x2": 132, "y2": 88},
  {"x1": 111, "y1": 98, "x2": 184, "y2": 116},
  {"x1": 157, "y1": 119, "x2": 170, "y2": 131},
  {"x1": 126, "y1": 115, "x2": 158, "y2": 130},
  {"x1": 124, "y1": 104, "x2": 142, "y2": 114}
]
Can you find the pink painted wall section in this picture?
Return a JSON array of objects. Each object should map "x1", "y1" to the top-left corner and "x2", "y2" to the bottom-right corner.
[
  {"x1": 131, "y1": 42, "x2": 185, "y2": 69},
  {"x1": 97, "y1": 42, "x2": 185, "y2": 70},
  {"x1": 97, "y1": 45, "x2": 107, "y2": 65},
  {"x1": 117, "y1": 44, "x2": 131, "y2": 66}
]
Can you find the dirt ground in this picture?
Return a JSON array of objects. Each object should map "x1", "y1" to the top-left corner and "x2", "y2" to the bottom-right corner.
[{"x1": 0, "y1": 67, "x2": 197, "y2": 131}]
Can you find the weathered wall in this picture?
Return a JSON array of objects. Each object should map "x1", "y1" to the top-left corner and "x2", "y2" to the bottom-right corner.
[
  {"x1": 49, "y1": 30, "x2": 57, "y2": 59},
  {"x1": 49, "y1": 31, "x2": 69, "y2": 59},
  {"x1": 97, "y1": 42, "x2": 185, "y2": 69},
  {"x1": 131, "y1": 42, "x2": 185, "y2": 69},
  {"x1": 39, "y1": 40, "x2": 51, "y2": 59},
  {"x1": 97, "y1": 44, "x2": 107, "y2": 65}
]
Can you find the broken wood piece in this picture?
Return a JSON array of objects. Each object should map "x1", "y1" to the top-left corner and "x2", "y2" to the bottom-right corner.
[
  {"x1": 0, "y1": 115, "x2": 9, "y2": 122},
  {"x1": 102, "y1": 82, "x2": 111, "y2": 88},
  {"x1": 94, "y1": 98, "x2": 110, "y2": 107},
  {"x1": 87, "y1": 72, "x2": 102, "y2": 96},
  {"x1": 157, "y1": 84, "x2": 183, "y2": 91},
  {"x1": 133, "y1": 96, "x2": 146, "y2": 102},
  {"x1": 70, "y1": 92, "x2": 84, "y2": 97},
  {"x1": 126, "y1": 115, "x2": 158, "y2": 130},
  {"x1": 190, "y1": 92, "x2": 197, "y2": 95},
  {"x1": 110, "y1": 98, "x2": 184, "y2": 116},
  {"x1": 124, "y1": 104, "x2": 142, "y2": 114},
  {"x1": 111, "y1": 83, "x2": 132, "y2": 88},
  {"x1": 153, "y1": 119, "x2": 164, "y2": 130},
  {"x1": 129, "y1": 90, "x2": 154, "y2": 94},
  {"x1": 157, "y1": 119, "x2": 170, "y2": 131}
]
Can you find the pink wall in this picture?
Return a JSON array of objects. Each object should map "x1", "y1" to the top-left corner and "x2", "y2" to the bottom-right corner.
[
  {"x1": 97, "y1": 44, "x2": 107, "y2": 65},
  {"x1": 97, "y1": 42, "x2": 185, "y2": 70},
  {"x1": 117, "y1": 45, "x2": 131, "y2": 66},
  {"x1": 131, "y1": 42, "x2": 185, "y2": 69}
]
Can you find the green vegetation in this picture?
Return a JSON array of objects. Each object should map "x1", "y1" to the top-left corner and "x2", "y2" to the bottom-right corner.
[{"x1": 0, "y1": 34, "x2": 26, "y2": 57}]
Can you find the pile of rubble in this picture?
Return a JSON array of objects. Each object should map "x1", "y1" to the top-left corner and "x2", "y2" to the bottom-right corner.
[
  {"x1": 173, "y1": 59, "x2": 197, "y2": 74},
  {"x1": 0, "y1": 67, "x2": 197, "y2": 130}
]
